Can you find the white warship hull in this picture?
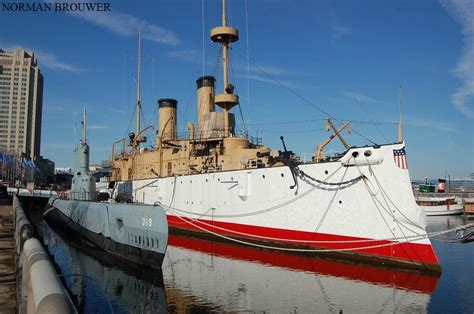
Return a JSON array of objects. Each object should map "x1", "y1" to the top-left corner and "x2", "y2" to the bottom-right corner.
[{"x1": 112, "y1": 142, "x2": 440, "y2": 271}]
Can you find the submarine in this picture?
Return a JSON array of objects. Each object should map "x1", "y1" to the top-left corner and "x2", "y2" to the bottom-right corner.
[{"x1": 44, "y1": 110, "x2": 168, "y2": 267}]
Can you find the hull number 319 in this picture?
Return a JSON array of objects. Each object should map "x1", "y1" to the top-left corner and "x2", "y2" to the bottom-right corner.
[{"x1": 142, "y1": 217, "x2": 152, "y2": 227}]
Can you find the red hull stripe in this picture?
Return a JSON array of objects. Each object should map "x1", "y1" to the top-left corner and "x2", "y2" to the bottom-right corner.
[
  {"x1": 169, "y1": 235, "x2": 439, "y2": 294},
  {"x1": 167, "y1": 215, "x2": 440, "y2": 266}
]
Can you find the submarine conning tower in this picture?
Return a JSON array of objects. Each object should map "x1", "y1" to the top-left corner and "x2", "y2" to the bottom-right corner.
[
  {"x1": 157, "y1": 98, "x2": 177, "y2": 144},
  {"x1": 71, "y1": 109, "x2": 96, "y2": 201},
  {"x1": 211, "y1": 0, "x2": 239, "y2": 138}
]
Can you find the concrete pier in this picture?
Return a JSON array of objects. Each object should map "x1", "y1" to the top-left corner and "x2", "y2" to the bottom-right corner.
[
  {"x1": 0, "y1": 197, "x2": 16, "y2": 313},
  {"x1": 0, "y1": 195, "x2": 76, "y2": 313}
]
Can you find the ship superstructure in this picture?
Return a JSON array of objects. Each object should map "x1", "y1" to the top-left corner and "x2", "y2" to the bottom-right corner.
[{"x1": 108, "y1": 0, "x2": 440, "y2": 271}]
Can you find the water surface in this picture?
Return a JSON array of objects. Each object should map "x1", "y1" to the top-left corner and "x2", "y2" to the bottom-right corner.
[{"x1": 28, "y1": 208, "x2": 473, "y2": 313}]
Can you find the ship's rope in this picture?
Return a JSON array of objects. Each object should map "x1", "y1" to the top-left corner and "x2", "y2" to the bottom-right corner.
[
  {"x1": 167, "y1": 210, "x2": 448, "y2": 244},
  {"x1": 213, "y1": 46, "x2": 222, "y2": 79},
  {"x1": 161, "y1": 158, "x2": 470, "y2": 246},
  {"x1": 158, "y1": 184, "x2": 315, "y2": 218},
  {"x1": 113, "y1": 179, "x2": 160, "y2": 200},
  {"x1": 154, "y1": 164, "x2": 365, "y2": 219},
  {"x1": 233, "y1": 49, "x2": 378, "y2": 146},
  {"x1": 353, "y1": 160, "x2": 430, "y2": 250},
  {"x1": 245, "y1": 0, "x2": 251, "y2": 133},
  {"x1": 201, "y1": 0, "x2": 205, "y2": 78},
  {"x1": 167, "y1": 208, "x2": 474, "y2": 252}
]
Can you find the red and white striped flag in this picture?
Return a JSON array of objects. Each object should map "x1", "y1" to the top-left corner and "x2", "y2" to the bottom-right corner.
[{"x1": 393, "y1": 147, "x2": 408, "y2": 169}]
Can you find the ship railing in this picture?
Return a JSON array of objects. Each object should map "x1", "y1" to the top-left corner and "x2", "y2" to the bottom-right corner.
[
  {"x1": 112, "y1": 137, "x2": 131, "y2": 160},
  {"x1": 112, "y1": 128, "x2": 263, "y2": 160},
  {"x1": 173, "y1": 128, "x2": 262, "y2": 145},
  {"x1": 66, "y1": 191, "x2": 96, "y2": 201}
]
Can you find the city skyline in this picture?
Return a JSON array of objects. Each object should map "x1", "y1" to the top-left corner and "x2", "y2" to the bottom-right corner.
[{"x1": 0, "y1": 0, "x2": 473, "y2": 179}]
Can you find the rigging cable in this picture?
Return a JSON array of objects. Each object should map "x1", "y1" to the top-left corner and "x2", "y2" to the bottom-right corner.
[
  {"x1": 228, "y1": 46, "x2": 247, "y2": 134},
  {"x1": 235, "y1": 52, "x2": 379, "y2": 146},
  {"x1": 154, "y1": 165, "x2": 364, "y2": 218},
  {"x1": 166, "y1": 209, "x2": 474, "y2": 253},
  {"x1": 354, "y1": 97, "x2": 388, "y2": 142},
  {"x1": 202, "y1": 0, "x2": 205, "y2": 78},
  {"x1": 245, "y1": 0, "x2": 250, "y2": 133}
]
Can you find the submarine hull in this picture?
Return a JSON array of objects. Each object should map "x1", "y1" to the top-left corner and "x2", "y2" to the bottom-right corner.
[{"x1": 45, "y1": 198, "x2": 168, "y2": 268}]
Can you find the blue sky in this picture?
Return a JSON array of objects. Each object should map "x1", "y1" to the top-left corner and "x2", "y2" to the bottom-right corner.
[{"x1": 1, "y1": 0, "x2": 473, "y2": 179}]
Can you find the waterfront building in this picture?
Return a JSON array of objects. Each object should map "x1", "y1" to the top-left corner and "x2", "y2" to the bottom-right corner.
[{"x1": 0, "y1": 48, "x2": 43, "y2": 160}]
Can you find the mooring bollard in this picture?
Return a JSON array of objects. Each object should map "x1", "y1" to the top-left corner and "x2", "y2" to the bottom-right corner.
[{"x1": 22, "y1": 238, "x2": 74, "y2": 314}]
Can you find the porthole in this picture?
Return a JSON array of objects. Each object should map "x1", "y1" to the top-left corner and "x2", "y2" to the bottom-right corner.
[
  {"x1": 218, "y1": 178, "x2": 220, "y2": 181},
  {"x1": 352, "y1": 151, "x2": 359, "y2": 158},
  {"x1": 364, "y1": 150, "x2": 372, "y2": 157},
  {"x1": 262, "y1": 175, "x2": 265, "y2": 179},
  {"x1": 281, "y1": 173, "x2": 284, "y2": 177},
  {"x1": 325, "y1": 170, "x2": 328, "y2": 175},
  {"x1": 339, "y1": 200, "x2": 342, "y2": 204}
]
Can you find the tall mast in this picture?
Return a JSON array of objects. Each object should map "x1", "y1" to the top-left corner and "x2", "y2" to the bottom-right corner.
[
  {"x1": 211, "y1": 0, "x2": 239, "y2": 137},
  {"x1": 82, "y1": 108, "x2": 87, "y2": 144},
  {"x1": 398, "y1": 86, "x2": 403, "y2": 143},
  {"x1": 221, "y1": 0, "x2": 228, "y2": 90},
  {"x1": 136, "y1": 26, "x2": 142, "y2": 148}
]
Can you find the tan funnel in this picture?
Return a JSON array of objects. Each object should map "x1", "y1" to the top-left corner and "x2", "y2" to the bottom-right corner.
[
  {"x1": 158, "y1": 98, "x2": 177, "y2": 142},
  {"x1": 196, "y1": 76, "x2": 216, "y2": 136}
]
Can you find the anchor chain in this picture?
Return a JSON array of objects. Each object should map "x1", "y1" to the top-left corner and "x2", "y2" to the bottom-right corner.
[{"x1": 297, "y1": 168, "x2": 366, "y2": 186}]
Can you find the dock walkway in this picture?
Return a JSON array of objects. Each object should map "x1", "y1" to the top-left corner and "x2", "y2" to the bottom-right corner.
[{"x1": 0, "y1": 198, "x2": 16, "y2": 313}]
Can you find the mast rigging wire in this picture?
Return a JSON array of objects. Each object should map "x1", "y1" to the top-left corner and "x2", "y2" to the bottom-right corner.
[
  {"x1": 234, "y1": 51, "x2": 379, "y2": 146},
  {"x1": 245, "y1": 0, "x2": 250, "y2": 132}
]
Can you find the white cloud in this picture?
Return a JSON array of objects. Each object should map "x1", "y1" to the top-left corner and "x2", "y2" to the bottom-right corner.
[
  {"x1": 88, "y1": 125, "x2": 109, "y2": 130},
  {"x1": 167, "y1": 50, "x2": 202, "y2": 63},
  {"x1": 343, "y1": 91, "x2": 386, "y2": 105},
  {"x1": 331, "y1": 23, "x2": 350, "y2": 42},
  {"x1": 440, "y1": 0, "x2": 474, "y2": 119},
  {"x1": 404, "y1": 116, "x2": 456, "y2": 132},
  {"x1": 235, "y1": 74, "x2": 300, "y2": 89},
  {"x1": 61, "y1": 1, "x2": 180, "y2": 46},
  {"x1": 35, "y1": 50, "x2": 84, "y2": 72},
  {"x1": 0, "y1": 43, "x2": 84, "y2": 72}
]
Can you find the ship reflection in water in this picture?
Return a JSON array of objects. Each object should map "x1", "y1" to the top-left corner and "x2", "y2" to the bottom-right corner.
[
  {"x1": 38, "y1": 215, "x2": 440, "y2": 313},
  {"x1": 164, "y1": 235, "x2": 438, "y2": 313}
]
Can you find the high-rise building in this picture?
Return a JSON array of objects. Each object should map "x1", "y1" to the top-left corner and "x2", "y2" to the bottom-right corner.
[{"x1": 0, "y1": 48, "x2": 43, "y2": 159}]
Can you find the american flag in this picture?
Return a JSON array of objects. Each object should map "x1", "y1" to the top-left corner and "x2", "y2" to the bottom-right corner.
[{"x1": 393, "y1": 147, "x2": 408, "y2": 169}]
